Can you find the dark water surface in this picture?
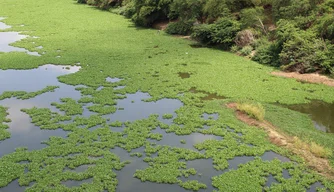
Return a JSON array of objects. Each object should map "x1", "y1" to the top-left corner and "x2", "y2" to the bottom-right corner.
[{"x1": 286, "y1": 100, "x2": 334, "y2": 133}]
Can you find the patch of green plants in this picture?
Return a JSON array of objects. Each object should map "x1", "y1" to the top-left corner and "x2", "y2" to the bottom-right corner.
[
  {"x1": 51, "y1": 98, "x2": 83, "y2": 115},
  {"x1": 162, "y1": 113, "x2": 173, "y2": 119},
  {"x1": 0, "y1": 86, "x2": 59, "y2": 100},
  {"x1": 0, "y1": 106, "x2": 11, "y2": 141}
]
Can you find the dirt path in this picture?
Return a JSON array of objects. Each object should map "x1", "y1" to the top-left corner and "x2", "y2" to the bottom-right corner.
[
  {"x1": 272, "y1": 71, "x2": 334, "y2": 87},
  {"x1": 226, "y1": 103, "x2": 334, "y2": 180}
]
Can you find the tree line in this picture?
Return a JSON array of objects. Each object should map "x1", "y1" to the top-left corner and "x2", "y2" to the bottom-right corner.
[{"x1": 78, "y1": 0, "x2": 334, "y2": 75}]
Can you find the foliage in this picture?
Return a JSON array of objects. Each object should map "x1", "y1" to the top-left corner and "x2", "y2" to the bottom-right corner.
[
  {"x1": 0, "y1": 86, "x2": 59, "y2": 100},
  {"x1": 252, "y1": 38, "x2": 281, "y2": 66},
  {"x1": 0, "y1": 106, "x2": 11, "y2": 141},
  {"x1": 165, "y1": 20, "x2": 193, "y2": 35},
  {"x1": 236, "y1": 101, "x2": 265, "y2": 121},
  {"x1": 192, "y1": 18, "x2": 241, "y2": 48},
  {"x1": 202, "y1": 0, "x2": 230, "y2": 22},
  {"x1": 240, "y1": 7, "x2": 266, "y2": 31},
  {"x1": 162, "y1": 113, "x2": 173, "y2": 119},
  {"x1": 279, "y1": 30, "x2": 331, "y2": 73},
  {"x1": 131, "y1": 0, "x2": 172, "y2": 27},
  {"x1": 234, "y1": 29, "x2": 256, "y2": 47},
  {"x1": 240, "y1": 45, "x2": 253, "y2": 56}
]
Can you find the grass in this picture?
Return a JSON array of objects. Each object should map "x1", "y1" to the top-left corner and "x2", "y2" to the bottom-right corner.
[
  {"x1": 0, "y1": 0, "x2": 333, "y2": 191},
  {"x1": 236, "y1": 101, "x2": 265, "y2": 121},
  {"x1": 310, "y1": 142, "x2": 332, "y2": 158}
]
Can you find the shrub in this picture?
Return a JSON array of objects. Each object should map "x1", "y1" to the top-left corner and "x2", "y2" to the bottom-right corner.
[
  {"x1": 165, "y1": 20, "x2": 193, "y2": 35},
  {"x1": 235, "y1": 29, "x2": 256, "y2": 47},
  {"x1": 236, "y1": 101, "x2": 265, "y2": 121},
  {"x1": 203, "y1": 0, "x2": 230, "y2": 22},
  {"x1": 191, "y1": 24, "x2": 213, "y2": 44},
  {"x1": 252, "y1": 39, "x2": 281, "y2": 66},
  {"x1": 119, "y1": 1, "x2": 136, "y2": 18},
  {"x1": 240, "y1": 7, "x2": 266, "y2": 32},
  {"x1": 230, "y1": 45, "x2": 240, "y2": 53},
  {"x1": 314, "y1": 13, "x2": 334, "y2": 42},
  {"x1": 210, "y1": 18, "x2": 241, "y2": 47},
  {"x1": 240, "y1": 45, "x2": 253, "y2": 56},
  {"x1": 279, "y1": 30, "x2": 333, "y2": 73},
  {"x1": 131, "y1": 0, "x2": 172, "y2": 27}
]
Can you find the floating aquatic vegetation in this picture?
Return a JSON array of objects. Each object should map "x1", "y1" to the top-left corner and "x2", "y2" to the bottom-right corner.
[
  {"x1": 0, "y1": 86, "x2": 59, "y2": 100},
  {"x1": 162, "y1": 113, "x2": 173, "y2": 119},
  {"x1": 0, "y1": 106, "x2": 11, "y2": 140},
  {"x1": 51, "y1": 98, "x2": 83, "y2": 116}
]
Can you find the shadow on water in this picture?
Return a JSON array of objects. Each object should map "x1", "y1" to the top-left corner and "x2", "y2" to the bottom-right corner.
[
  {"x1": 189, "y1": 88, "x2": 226, "y2": 101},
  {"x1": 285, "y1": 100, "x2": 334, "y2": 133},
  {"x1": 0, "y1": 65, "x2": 81, "y2": 157}
]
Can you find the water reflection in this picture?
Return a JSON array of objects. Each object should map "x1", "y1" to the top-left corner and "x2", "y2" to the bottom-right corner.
[
  {"x1": 104, "y1": 92, "x2": 183, "y2": 122},
  {"x1": 286, "y1": 100, "x2": 334, "y2": 133},
  {"x1": 0, "y1": 18, "x2": 11, "y2": 30},
  {"x1": 0, "y1": 31, "x2": 40, "y2": 56},
  {"x1": 0, "y1": 65, "x2": 81, "y2": 157}
]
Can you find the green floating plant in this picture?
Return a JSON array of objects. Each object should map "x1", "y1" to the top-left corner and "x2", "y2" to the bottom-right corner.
[
  {"x1": 0, "y1": 86, "x2": 59, "y2": 100},
  {"x1": 0, "y1": 106, "x2": 11, "y2": 141}
]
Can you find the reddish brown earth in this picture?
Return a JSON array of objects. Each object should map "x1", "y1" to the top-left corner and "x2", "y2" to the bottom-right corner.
[{"x1": 272, "y1": 71, "x2": 334, "y2": 87}]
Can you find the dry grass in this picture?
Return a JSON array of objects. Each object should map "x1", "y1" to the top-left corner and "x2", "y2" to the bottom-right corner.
[
  {"x1": 236, "y1": 102, "x2": 265, "y2": 121},
  {"x1": 310, "y1": 142, "x2": 332, "y2": 158},
  {"x1": 292, "y1": 137, "x2": 332, "y2": 158}
]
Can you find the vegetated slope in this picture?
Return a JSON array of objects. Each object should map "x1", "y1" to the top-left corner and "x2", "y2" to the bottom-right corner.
[
  {"x1": 81, "y1": 0, "x2": 334, "y2": 76},
  {"x1": 0, "y1": 0, "x2": 333, "y2": 191}
]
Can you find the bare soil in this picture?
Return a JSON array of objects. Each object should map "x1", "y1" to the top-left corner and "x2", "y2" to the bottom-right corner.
[
  {"x1": 272, "y1": 71, "x2": 334, "y2": 87},
  {"x1": 226, "y1": 103, "x2": 334, "y2": 180}
]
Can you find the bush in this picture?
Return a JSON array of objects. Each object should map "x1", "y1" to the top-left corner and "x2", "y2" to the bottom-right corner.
[
  {"x1": 236, "y1": 101, "x2": 265, "y2": 121},
  {"x1": 234, "y1": 29, "x2": 256, "y2": 47},
  {"x1": 252, "y1": 39, "x2": 281, "y2": 66},
  {"x1": 230, "y1": 45, "x2": 240, "y2": 53},
  {"x1": 131, "y1": 0, "x2": 172, "y2": 27},
  {"x1": 240, "y1": 45, "x2": 253, "y2": 56},
  {"x1": 240, "y1": 7, "x2": 266, "y2": 32},
  {"x1": 279, "y1": 30, "x2": 331, "y2": 73},
  {"x1": 191, "y1": 24, "x2": 213, "y2": 44},
  {"x1": 210, "y1": 18, "x2": 241, "y2": 47},
  {"x1": 165, "y1": 20, "x2": 193, "y2": 35},
  {"x1": 314, "y1": 13, "x2": 334, "y2": 42},
  {"x1": 191, "y1": 18, "x2": 240, "y2": 48}
]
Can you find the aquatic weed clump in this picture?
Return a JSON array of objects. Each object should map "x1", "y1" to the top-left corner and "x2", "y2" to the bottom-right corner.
[
  {"x1": 0, "y1": 106, "x2": 11, "y2": 140},
  {"x1": 0, "y1": 86, "x2": 59, "y2": 100}
]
